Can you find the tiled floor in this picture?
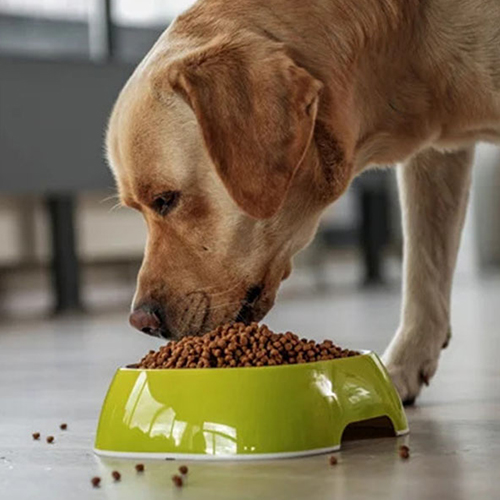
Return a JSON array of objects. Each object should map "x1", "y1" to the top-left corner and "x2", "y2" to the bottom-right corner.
[{"x1": 1, "y1": 275, "x2": 499, "y2": 499}]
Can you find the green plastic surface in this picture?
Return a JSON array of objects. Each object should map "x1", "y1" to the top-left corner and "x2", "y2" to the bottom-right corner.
[{"x1": 94, "y1": 351, "x2": 408, "y2": 459}]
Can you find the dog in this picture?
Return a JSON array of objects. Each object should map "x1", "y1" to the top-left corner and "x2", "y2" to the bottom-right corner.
[{"x1": 106, "y1": 0, "x2": 500, "y2": 403}]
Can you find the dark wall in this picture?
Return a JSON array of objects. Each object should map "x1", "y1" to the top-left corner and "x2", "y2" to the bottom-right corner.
[
  {"x1": 0, "y1": 14, "x2": 164, "y2": 62},
  {"x1": 0, "y1": 57, "x2": 135, "y2": 194}
]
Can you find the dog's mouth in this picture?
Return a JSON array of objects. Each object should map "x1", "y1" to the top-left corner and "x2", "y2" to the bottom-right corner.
[
  {"x1": 135, "y1": 285, "x2": 264, "y2": 339},
  {"x1": 235, "y1": 285, "x2": 263, "y2": 324}
]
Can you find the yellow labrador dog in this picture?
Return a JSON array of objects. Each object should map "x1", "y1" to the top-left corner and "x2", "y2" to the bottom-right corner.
[{"x1": 106, "y1": 0, "x2": 500, "y2": 403}]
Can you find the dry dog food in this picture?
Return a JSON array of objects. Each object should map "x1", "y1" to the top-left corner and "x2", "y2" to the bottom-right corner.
[
  {"x1": 135, "y1": 463, "x2": 145, "y2": 472},
  {"x1": 91, "y1": 477, "x2": 101, "y2": 488},
  {"x1": 112, "y1": 470, "x2": 121, "y2": 481},
  {"x1": 60, "y1": 423, "x2": 67, "y2": 430},
  {"x1": 329, "y1": 456, "x2": 338, "y2": 466},
  {"x1": 46, "y1": 436, "x2": 54, "y2": 444},
  {"x1": 32, "y1": 432, "x2": 40, "y2": 440},
  {"x1": 136, "y1": 322, "x2": 358, "y2": 369},
  {"x1": 178, "y1": 465, "x2": 188, "y2": 475},
  {"x1": 172, "y1": 475, "x2": 183, "y2": 487},
  {"x1": 399, "y1": 445, "x2": 410, "y2": 459}
]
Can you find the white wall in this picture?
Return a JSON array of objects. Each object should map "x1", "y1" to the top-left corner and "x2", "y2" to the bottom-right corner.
[
  {"x1": 0, "y1": 193, "x2": 146, "y2": 265},
  {"x1": 0, "y1": 0, "x2": 198, "y2": 24},
  {"x1": 471, "y1": 144, "x2": 500, "y2": 268}
]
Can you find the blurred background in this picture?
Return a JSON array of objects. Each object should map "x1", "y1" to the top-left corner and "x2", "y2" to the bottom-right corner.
[{"x1": 0, "y1": 0, "x2": 499, "y2": 320}]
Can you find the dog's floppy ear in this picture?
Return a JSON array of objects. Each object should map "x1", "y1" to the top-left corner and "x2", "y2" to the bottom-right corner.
[{"x1": 165, "y1": 37, "x2": 323, "y2": 219}]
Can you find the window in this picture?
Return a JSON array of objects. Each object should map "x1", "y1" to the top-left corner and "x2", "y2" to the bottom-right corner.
[
  {"x1": 0, "y1": 0, "x2": 198, "y2": 24},
  {"x1": 114, "y1": 0, "x2": 197, "y2": 26}
]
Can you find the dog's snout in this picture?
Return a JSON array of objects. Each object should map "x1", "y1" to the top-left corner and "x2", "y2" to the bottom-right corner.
[{"x1": 129, "y1": 305, "x2": 166, "y2": 338}]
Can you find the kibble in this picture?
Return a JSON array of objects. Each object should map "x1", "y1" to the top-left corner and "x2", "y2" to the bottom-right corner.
[
  {"x1": 329, "y1": 456, "x2": 338, "y2": 466},
  {"x1": 172, "y1": 475, "x2": 183, "y2": 487},
  {"x1": 399, "y1": 445, "x2": 410, "y2": 459},
  {"x1": 46, "y1": 436, "x2": 54, "y2": 444},
  {"x1": 135, "y1": 463, "x2": 145, "y2": 472},
  {"x1": 32, "y1": 432, "x2": 40, "y2": 440},
  {"x1": 60, "y1": 423, "x2": 68, "y2": 430},
  {"x1": 178, "y1": 465, "x2": 188, "y2": 475},
  {"x1": 136, "y1": 323, "x2": 358, "y2": 369},
  {"x1": 112, "y1": 470, "x2": 121, "y2": 481},
  {"x1": 91, "y1": 477, "x2": 101, "y2": 488}
]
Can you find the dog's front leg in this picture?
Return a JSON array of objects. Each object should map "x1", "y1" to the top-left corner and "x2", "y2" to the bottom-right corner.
[{"x1": 383, "y1": 147, "x2": 474, "y2": 404}]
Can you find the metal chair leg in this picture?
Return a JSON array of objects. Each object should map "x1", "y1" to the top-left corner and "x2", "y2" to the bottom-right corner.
[{"x1": 46, "y1": 194, "x2": 83, "y2": 313}]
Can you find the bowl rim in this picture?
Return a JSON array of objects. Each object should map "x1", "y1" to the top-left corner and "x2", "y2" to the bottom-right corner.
[{"x1": 121, "y1": 349, "x2": 373, "y2": 373}]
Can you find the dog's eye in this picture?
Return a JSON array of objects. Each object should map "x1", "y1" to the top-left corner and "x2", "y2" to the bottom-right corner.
[{"x1": 152, "y1": 191, "x2": 180, "y2": 216}]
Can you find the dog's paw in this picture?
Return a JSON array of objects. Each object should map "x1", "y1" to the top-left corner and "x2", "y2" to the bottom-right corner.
[
  {"x1": 382, "y1": 359, "x2": 436, "y2": 405},
  {"x1": 382, "y1": 344, "x2": 440, "y2": 405}
]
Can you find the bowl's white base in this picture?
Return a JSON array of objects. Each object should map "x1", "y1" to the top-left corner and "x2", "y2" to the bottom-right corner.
[{"x1": 94, "y1": 445, "x2": 341, "y2": 461}]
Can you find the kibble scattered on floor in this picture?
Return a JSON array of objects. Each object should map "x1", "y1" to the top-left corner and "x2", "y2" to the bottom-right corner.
[
  {"x1": 112, "y1": 470, "x2": 121, "y2": 481},
  {"x1": 135, "y1": 463, "x2": 145, "y2": 472},
  {"x1": 329, "y1": 456, "x2": 338, "y2": 466},
  {"x1": 137, "y1": 322, "x2": 359, "y2": 369},
  {"x1": 399, "y1": 445, "x2": 410, "y2": 459},
  {"x1": 32, "y1": 432, "x2": 40, "y2": 440},
  {"x1": 172, "y1": 475, "x2": 183, "y2": 487},
  {"x1": 91, "y1": 477, "x2": 101, "y2": 488},
  {"x1": 60, "y1": 423, "x2": 67, "y2": 430},
  {"x1": 178, "y1": 465, "x2": 188, "y2": 475},
  {"x1": 46, "y1": 436, "x2": 54, "y2": 444}
]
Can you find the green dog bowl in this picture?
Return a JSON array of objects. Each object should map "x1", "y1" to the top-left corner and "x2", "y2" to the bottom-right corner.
[{"x1": 94, "y1": 351, "x2": 408, "y2": 460}]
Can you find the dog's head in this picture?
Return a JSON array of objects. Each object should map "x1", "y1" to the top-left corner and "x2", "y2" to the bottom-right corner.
[{"x1": 106, "y1": 32, "x2": 355, "y2": 338}]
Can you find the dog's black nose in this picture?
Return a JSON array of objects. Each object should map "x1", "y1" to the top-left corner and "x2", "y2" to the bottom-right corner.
[{"x1": 129, "y1": 306, "x2": 166, "y2": 338}]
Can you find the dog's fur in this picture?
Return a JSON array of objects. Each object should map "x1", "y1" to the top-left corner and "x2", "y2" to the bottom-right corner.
[{"x1": 106, "y1": 0, "x2": 500, "y2": 402}]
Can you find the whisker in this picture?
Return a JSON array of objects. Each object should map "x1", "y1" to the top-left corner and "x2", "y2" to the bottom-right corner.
[
  {"x1": 177, "y1": 301, "x2": 201, "y2": 338},
  {"x1": 189, "y1": 277, "x2": 247, "y2": 298},
  {"x1": 109, "y1": 201, "x2": 124, "y2": 212},
  {"x1": 204, "y1": 300, "x2": 243, "y2": 314},
  {"x1": 176, "y1": 292, "x2": 212, "y2": 338},
  {"x1": 100, "y1": 193, "x2": 120, "y2": 204},
  {"x1": 188, "y1": 278, "x2": 240, "y2": 295},
  {"x1": 175, "y1": 283, "x2": 245, "y2": 337},
  {"x1": 209, "y1": 281, "x2": 246, "y2": 299},
  {"x1": 177, "y1": 311, "x2": 191, "y2": 339}
]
